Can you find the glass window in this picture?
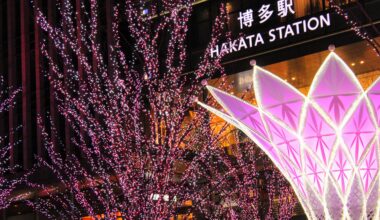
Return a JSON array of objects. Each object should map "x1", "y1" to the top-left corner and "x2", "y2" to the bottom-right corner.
[
  {"x1": 210, "y1": 36, "x2": 380, "y2": 107},
  {"x1": 294, "y1": 0, "x2": 326, "y2": 17}
]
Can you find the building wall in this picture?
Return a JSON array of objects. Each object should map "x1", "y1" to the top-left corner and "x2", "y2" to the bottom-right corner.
[{"x1": 0, "y1": 0, "x2": 117, "y2": 171}]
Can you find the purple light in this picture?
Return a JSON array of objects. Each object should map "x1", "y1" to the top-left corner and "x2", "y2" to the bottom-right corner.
[{"x1": 200, "y1": 52, "x2": 380, "y2": 219}]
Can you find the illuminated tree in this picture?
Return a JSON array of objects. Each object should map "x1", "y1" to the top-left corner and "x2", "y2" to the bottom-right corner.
[
  {"x1": 0, "y1": 77, "x2": 20, "y2": 210},
  {"x1": 29, "y1": 0, "x2": 296, "y2": 219}
]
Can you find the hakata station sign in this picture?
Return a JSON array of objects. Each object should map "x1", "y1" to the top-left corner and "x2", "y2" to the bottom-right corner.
[{"x1": 211, "y1": 0, "x2": 331, "y2": 58}]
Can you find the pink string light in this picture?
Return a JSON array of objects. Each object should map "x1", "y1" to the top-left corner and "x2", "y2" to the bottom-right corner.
[
  {"x1": 0, "y1": 76, "x2": 22, "y2": 210},
  {"x1": 329, "y1": 0, "x2": 380, "y2": 56},
  {"x1": 28, "y1": 0, "x2": 297, "y2": 219}
]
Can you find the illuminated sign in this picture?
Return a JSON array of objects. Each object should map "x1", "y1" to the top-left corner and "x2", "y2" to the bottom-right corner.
[
  {"x1": 211, "y1": 13, "x2": 331, "y2": 58},
  {"x1": 211, "y1": 0, "x2": 332, "y2": 58},
  {"x1": 238, "y1": 0, "x2": 295, "y2": 28}
]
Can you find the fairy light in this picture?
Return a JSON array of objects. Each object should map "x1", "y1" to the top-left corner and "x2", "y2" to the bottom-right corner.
[
  {"x1": 200, "y1": 51, "x2": 380, "y2": 219},
  {"x1": 28, "y1": 0, "x2": 296, "y2": 219},
  {"x1": 0, "y1": 76, "x2": 22, "y2": 210},
  {"x1": 330, "y1": 0, "x2": 380, "y2": 57}
]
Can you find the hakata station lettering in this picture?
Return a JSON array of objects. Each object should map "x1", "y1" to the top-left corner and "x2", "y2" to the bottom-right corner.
[
  {"x1": 238, "y1": 0, "x2": 296, "y2": 28},
  {"x1": 210, "y1": 13, "x2": 331, "y2": 58},
  {"x1": 211, "y1": 0, "x2": 332, "y2": 58}
]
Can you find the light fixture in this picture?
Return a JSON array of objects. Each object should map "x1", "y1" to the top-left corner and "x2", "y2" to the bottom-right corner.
[
  {"x1": 360, "y1": 60, "x2": 365, "y2": 64},
  {"x1": 199, "y1": 52, "x2": 380, "y2": 219},
  {"x1": 351, "y1": 62, "x2": 356, "y2": 66},
  {"x1": 226, "y1": 3, "x2": 233, "y2": 13}
]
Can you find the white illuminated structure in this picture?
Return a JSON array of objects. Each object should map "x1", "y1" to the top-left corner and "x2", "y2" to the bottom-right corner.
[{"x1": 199, "y1": 52, "x2": 380, "y2": 219}]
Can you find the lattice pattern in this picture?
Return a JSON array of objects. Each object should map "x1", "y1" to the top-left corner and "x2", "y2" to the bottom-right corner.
[{"x1": 199, "y1": 52, "x2": 380, "y2": 219}]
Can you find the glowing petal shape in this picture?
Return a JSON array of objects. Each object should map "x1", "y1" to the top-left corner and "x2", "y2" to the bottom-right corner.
[
  {"x1": 199, "y1": 52, "x2": 380, "y2": 219},
  {"x1": 303, "y1": 105, "x2": 336, "y2": 165},
  {"x1": 309, "y1": 53, "x2": 362, "y2": 124},
  {"x1": 197, "y1": 102, "x2": 283, "y2": 171},
  {"x1": 367, "y1": 78, "x2": 380, "y2": 126},
  {"x1": 331, "y1": 148, "x2": 353, "y2": 193},
  {"x1": 283, "y1": 158, "x2": 306, "y2": 196},
  {"x1": 359, "y1": 142, "x2": 378, "y2": 193},
  {"x1": 207, "y1": 86, "x2": 268, "y2": 139},
  {"x1": 265, "y1": 115, "x2": 302, "y2": 169},
  {"x1": 254, "y1": 67, "x2": 304, "y2": 131},
  {"x1": 342, "y1": 99, "x2": 375, "y2": 164},
  {"x1": 305, "y1": 151, "x2": 325, "y2": 194}
]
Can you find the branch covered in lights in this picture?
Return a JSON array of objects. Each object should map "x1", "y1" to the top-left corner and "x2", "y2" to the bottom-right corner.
[
  {"x1": 330, "y1": 0, "x2": 380, "y2": 56},
  {"x1": 29, "y1": 0, "x2": 296, "y2": 219},
  {"x1": 0, "y1": 76, "x2": 21, "y2": 210}
]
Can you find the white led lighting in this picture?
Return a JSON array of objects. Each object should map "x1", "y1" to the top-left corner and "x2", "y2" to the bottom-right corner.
[{"x1": 199, "y1": 52, "x2": 380, "y2": 219}]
